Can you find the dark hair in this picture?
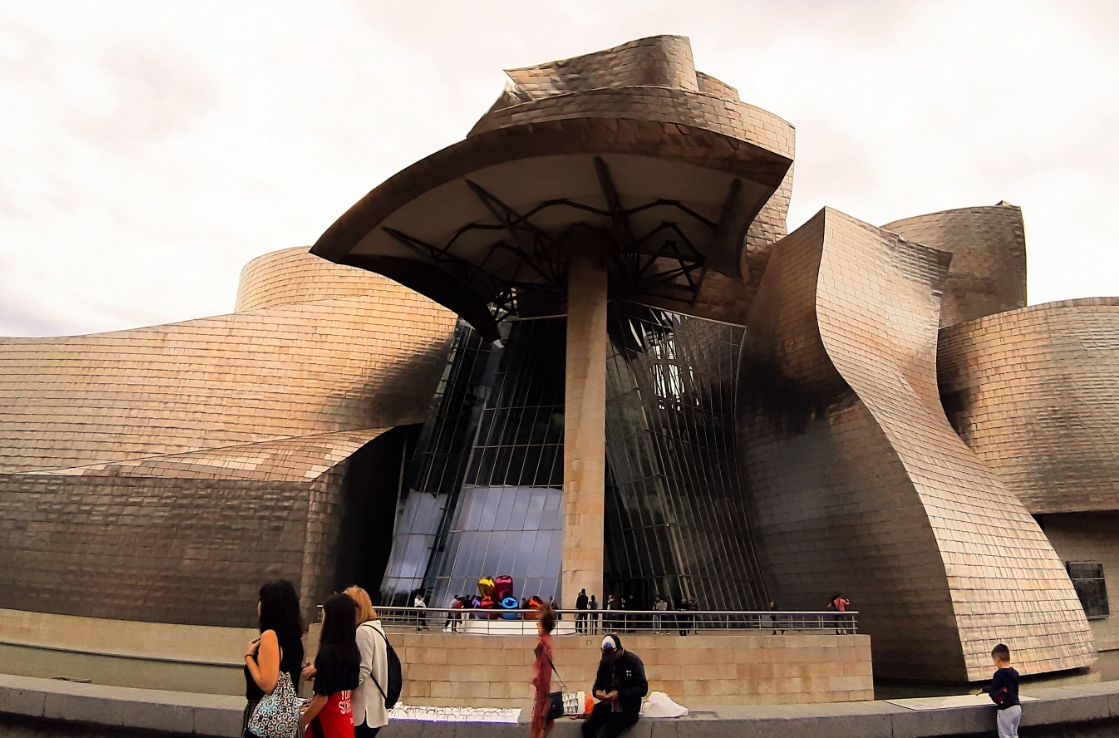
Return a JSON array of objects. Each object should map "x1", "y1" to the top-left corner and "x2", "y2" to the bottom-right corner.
[
  {"x1": 320, "y1": 592, "x2": 358, "y2": 648},
  {"x1": 258, "y1": 580, "x2": 303, "y2": 640},
  {"x1": 539, "y1": 605, "x2": 557, "y2": 634},
  {"x1": 992, "y1": 643, "x2": 1011, "y2": 661}
]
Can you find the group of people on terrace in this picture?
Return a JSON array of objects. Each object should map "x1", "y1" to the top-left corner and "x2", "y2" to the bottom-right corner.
[{"x1": 241, "y1": 579, "x2": 1020, "y2": 738}]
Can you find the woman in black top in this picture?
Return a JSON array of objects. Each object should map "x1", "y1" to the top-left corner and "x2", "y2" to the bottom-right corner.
[{"x1": 242, "y1": 579, "x2": 305, "y2": 738}]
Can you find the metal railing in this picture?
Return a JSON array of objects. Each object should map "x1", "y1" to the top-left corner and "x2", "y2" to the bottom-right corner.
[{"x1": 368, "y1": 606, "x2": 858, "y2": 635}]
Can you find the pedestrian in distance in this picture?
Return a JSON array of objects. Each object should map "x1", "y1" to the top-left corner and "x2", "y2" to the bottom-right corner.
[
  {"x1": 588, "y1": 595, "x2": 599, "y2": 634},
  {"x1": 828, "y1": 593, "x2": 852, "y2": 634},
  {"x1": 298, "y1": 593, "x2": 360, "y2": 738},
  {"x1": 575, "y1": 588, "x2": 589, "y2": 634},
  {"x1": 652, "y1": 596, "x2": 668, "y2": 633},
  {"x1": 581, "y1": 634, "x2": 648, "y2": 738},
  {"x1": 976, "y1": 643, "x2": 1021, "y2": 738},
  {"x1": 344, "y1": 586, "x2": 390, "y2": 738},
  {"x1": 676, "y1": 597, "x2": 693, "y2": 636},
  {"x1": 443, "y1": 595, "x2": 462, "y2": 633},
  {"x1": 413, "y1": 591, "x2": 427, "y2": 631},
  {"x1": 769, "y1": 600, "x2": 785, "y2": 635},
  {"x1": 241, "y1": 579, "x2": 305, "y2": 738},
  {"x1": 530, "y1": 604, "x2": 559, "y2": 738}
]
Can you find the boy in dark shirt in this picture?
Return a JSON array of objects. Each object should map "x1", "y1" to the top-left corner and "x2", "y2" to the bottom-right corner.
[{"x1": 979, "y1": 643, "x2": 1021, "y2": 738}]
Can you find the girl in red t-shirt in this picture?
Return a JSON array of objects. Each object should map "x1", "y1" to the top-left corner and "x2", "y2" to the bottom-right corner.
[{"x1": 300, "y1": 593, "x2": 360, "y2": 738}]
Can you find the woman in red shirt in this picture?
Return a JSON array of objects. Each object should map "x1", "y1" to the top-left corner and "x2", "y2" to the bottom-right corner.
[
  {"x1": 299, "y1": 593, "x2": 360, "y2": 738},
  {"x1": 530, "y1": 605, "x2": 558, "y2": 738}
]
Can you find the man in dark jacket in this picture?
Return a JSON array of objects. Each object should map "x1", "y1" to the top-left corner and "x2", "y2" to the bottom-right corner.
[
  {"x1": 575, "y1": 588, "x2": 589, "y2": 634},
  {"x1": 582, "y1": 634, "x2": 648, "y2": 738}
]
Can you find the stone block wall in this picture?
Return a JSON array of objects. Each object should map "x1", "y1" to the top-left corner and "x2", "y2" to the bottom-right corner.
[{"x1": 387, "y1": 632, "x2": 873, "y2": 708}]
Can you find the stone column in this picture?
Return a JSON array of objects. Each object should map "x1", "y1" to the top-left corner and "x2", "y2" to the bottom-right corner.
[{"x1": 561, "y1": 251, "x2": 607, "y2": 608}]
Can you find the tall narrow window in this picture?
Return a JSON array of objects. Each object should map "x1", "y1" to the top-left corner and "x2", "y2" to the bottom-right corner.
[{"x1": 1067, "y1": 562, "x2": 1109, "y2": 619}]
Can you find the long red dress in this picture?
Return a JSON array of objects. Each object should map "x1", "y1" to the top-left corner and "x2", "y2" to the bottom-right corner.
[{"x1": 530, "y1": 633, "x2": 554, "y2": 737}]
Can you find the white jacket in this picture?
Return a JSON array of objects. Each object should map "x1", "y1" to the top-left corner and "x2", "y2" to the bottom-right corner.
[{"x1": 353, "y1": 619, "x2": 390, "y2": 729}]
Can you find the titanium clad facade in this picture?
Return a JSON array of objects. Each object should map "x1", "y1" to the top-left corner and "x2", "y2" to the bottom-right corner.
[
  {"x1": 739, "y1": 209, "x2": 1095, "y2": 681},
  {"x1": 0, "y1": 248, "x2": 456, "y2": 626},
  {"x1": 938, "y1": 298, "x2": 1119, "y2": 515},
  {"x1": 883, "y1": 204, "x2": 1027, "y2": 327}
]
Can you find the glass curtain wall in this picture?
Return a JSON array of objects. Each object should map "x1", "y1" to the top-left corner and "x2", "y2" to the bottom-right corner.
[
  {"x1": 378, "y1": 318, "x2": 566, "y2": 608},
  {"x1": 379, "y1": 304, "x2": 769, "y2": 612},
  {"x1": 378, "y1": 322, "x2": 492, "y2": 604},
  {"x1": 604, "y1": 302, "x2": 769, "y2": 611}
]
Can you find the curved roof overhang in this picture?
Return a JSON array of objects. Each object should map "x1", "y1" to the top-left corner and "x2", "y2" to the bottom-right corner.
[{"x1": 312, "y1": 80, "x2": 794, "y2": 341}]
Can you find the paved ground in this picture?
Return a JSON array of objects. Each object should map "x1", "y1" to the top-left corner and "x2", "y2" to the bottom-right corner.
[{"x1": 3, "y1": 672, "x2": 1119, "y2": 737}]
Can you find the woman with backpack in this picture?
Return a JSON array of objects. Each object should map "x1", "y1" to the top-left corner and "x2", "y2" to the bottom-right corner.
[
  {"x1": 344, "y1": 586, "x2": 391, "y2": 737},
  {"x1": 242, "y1": 580, "x2": 304, "y2": 738},
  {"x1": 298, "y1": 593, "x2": 360, "y2": 737}
]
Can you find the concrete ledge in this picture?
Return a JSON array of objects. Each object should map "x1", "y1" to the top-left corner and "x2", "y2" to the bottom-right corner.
[
  {"x1": 0, "y1": 674, "x2": 242, "y2": 737},
  {"x1": 2, "y1": 673, "x2": 1119, "y2": 737}
]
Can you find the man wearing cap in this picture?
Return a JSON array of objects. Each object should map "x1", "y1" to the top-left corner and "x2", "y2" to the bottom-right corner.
[{"x1": 582, "y1": 634, "x2": 648, "y2": 738}]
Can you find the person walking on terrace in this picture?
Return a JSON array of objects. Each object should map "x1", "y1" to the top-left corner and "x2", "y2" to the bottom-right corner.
[
  {"x1": 652, "y1": 596, "x2": 668, "y2": 633},
  {"x1": 582, "y1": 634, "x2": 647, "y2": 738},
  {"x1": 530, "y1": 605, "x2": 559, "y2": 738},
  {"x1": 769, "y1": 600, "x2": 785, "y2": 635},
  {"x1": 412, "y1": 591, "x2": 427, "y2": 631},
  {"x1": 242, "y1": 579, "x2": 304, "y2": 738},
  {"x1": 977, "y1": 643, "x2": 1021, "y2": 738},
  {"x1": 588, "y1": 595, "x2": 599, "y2": 634},
  {"x1": 575, "y1": 588, "x2": 589, "y2": 634},
  {"x1": 828, "y1": 593, "x2": 852, "y2": 634}
]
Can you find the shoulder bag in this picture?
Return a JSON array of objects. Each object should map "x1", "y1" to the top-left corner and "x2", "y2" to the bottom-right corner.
[{"x1": 246, "y1": 671, "x2": 302, "y2": 738}]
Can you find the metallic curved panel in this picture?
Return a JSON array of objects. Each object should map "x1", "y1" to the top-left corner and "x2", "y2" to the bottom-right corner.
[
  {"x1": 235, "y1": 246, "x2": 396, "y2": 312},
  {"x1": 939, "y1": 298, "x2": 1119, "y2": 514},
  {"x1": 0, "y1": 249, "x2": 457, "y2": 625},
  {"x1": 312, "y1": 36, "x2": 794, "y2": 333},
  {"x1": 740, "y1": 208, "x2": 1094, "y2": 681},
  {"x1": 498, "y1": 36, "x2": 701, "y2": 100},
  {"x1": 0, "y1": 249, "x2": 455, "y2": 473},
  {"x1": 883, "y1": 203, "x2": 1027, "y2": 326}
]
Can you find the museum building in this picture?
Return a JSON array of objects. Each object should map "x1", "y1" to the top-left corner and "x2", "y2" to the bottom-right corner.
[{"x1": 0, "y1": 36, "x2": 1116, "y2": 684}]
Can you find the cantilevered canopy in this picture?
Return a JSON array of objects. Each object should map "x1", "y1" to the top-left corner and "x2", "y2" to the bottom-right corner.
[{"x1": 311, "y1": 36, "x2": 794, "y2": 341}]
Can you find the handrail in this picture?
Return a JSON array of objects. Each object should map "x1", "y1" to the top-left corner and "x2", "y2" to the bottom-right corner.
[{"x1": 353, "y1": 606, "x2": 859, "y2": 635}]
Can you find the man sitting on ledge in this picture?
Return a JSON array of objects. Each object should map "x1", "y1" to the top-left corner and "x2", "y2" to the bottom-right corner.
[{"x1": 583, "y1": 634, "x2": 648, "y2": 738}]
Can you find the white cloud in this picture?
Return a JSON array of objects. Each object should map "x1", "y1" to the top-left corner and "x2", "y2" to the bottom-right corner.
[{"x1": 0, "y1": 0, "x2": 1115, "y2": 336}]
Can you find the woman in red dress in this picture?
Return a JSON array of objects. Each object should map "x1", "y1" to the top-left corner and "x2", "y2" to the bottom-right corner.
[
  {"x1": 299, "y1": 593, "x2": 360, "y2": 738},
  {"x1": 530, "y1": 605, "x2": 558, "y2": 738}
]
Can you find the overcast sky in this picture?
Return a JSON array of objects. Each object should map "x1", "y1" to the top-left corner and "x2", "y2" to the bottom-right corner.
[{"x1": 1, "y1": 0, "x2": 1116, "y2": 336}]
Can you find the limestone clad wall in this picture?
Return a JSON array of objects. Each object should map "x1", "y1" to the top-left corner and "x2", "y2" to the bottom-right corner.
[
  {"x1": 389, "y1": 631, "x2": 873, "y2": 708},
  {"x1": 0, "y1": 608, "x2": 872, "y2": 706}
]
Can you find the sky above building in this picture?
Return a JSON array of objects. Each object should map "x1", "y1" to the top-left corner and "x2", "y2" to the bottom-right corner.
[{"x1": 1, "y1": 0, "x2": 1116, "y2": 336}]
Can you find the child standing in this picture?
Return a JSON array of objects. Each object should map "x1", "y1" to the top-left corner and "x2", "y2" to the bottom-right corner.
[{"x1": 980, "y1": 643, "x2": 1021, "y2": 738}]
